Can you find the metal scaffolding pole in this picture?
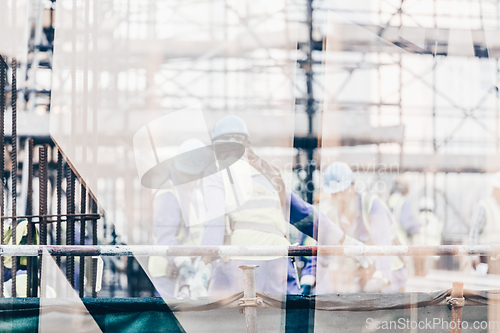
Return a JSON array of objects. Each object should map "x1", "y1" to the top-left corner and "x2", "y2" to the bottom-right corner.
[{"x1": 0, "y1": 244, "x2": 498, "y2": 257}]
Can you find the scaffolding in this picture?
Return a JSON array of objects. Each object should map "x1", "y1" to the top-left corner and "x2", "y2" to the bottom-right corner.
[
  {"x1": 6, "y1": 0, "x2": 500, "y2": 245},
  {"x1": 1, "y1": 0, "x2": 500, "y2": 309}
]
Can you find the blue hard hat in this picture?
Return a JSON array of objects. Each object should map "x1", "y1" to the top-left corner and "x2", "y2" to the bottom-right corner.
[
  {"x1": 174, "y1": 139, "x2": 212, "y2": 175},
  {"x1": 323, "y1": 162, "x2": 354, "y2": 194},
  {"x1": 211, "y1": 115, "x2": 250, "y2": 142}
]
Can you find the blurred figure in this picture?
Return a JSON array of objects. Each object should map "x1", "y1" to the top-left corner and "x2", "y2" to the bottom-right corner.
[
  {"x1": 469, "y1": 172, "x2": 500, "y2": 275},
  {"x1": 201, "y1": 115, "x2": 291, "y2": 296},
  {"x1": 314, "y1": 187, "x2": 359, "y2": 293},
  {"x1": 387, "y1": 175, "x2": 420, "y2": 240},
  {"x1": 3, "y1": 219, "x2": 35, "y2": 297},
  {"x1": 201, "y1": 115, "x2": 366, "y2": 296},
  {"x1": 412, "y1": 197, "x2": 443, "y2": 276},
  {"x1": 148, "y1": 139, "x2": 212, "y2": 298},
  {"x1": 2, "y1": 219, "x2": 56, "y2": 297},
  {"x1": 323, "y1": 162, "x2": 407, "y2": 292}
]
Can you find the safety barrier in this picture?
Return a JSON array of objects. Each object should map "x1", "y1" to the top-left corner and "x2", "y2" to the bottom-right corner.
[
  {"x1": 0, "y1": 244, "x2": 498, "y2": 257},
  {"x1": 1, "y1": 244, "x2": 498, "y2": 333}
]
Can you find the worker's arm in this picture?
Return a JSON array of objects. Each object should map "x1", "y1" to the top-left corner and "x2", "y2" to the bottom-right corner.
[
  {"x1": 154, "y1": 192, "x2": 198, "y2": 277},
  {"x1": 289, "y1": 192, "x2": 344, "y2": 245}
]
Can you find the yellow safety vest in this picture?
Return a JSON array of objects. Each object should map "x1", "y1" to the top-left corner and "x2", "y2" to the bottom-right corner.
[
  {"x1": 222, "y1": 159, "x2": 290, "y2": 260},
  {"x1": 360, "y1": 192, "x2": 406, "y2": 270},
  {"x1": 148, "y1": 181, "x2": 204, "y2": 278},
  {"x1": 4, "y1": 219, "x2": 38, "y2": 269},
  {"x1": 477, "y1": 197, "x2": 500, "y2": 245},
  {"x1": 3, "y1": 273, "x2": 57, "y2": 298}
]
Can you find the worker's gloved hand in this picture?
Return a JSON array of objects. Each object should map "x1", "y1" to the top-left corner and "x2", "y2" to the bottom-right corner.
[
  {"x1": 342, "y1": 236, "x2": 374, "y2": 269},
  {"x1": 363, "y1": 271, "x2": 389, "y2": 293},
  {"x1": 301, "y1": 284, "x2": 312, "y2": 296},
  {"x1": 300, "y1": 275, "x2": 315, "y2": 296},
  {"x1": 175, "y1": 258, "x2": 196, "y2": 279},
  {"x1": 190, "y1": 262, "x2": 213, "y2": 298}
]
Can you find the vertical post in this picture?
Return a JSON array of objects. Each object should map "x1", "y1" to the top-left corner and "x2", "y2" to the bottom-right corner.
[
  {"x1": 56, "y1": 150, "x2": 62, "y2": 267},
  {"x1": 398, "y1": 0, "x2": 403, "y2": 170},
  {"x1": 39, "y1": 145, "x2": 48, "y2": 245},
  {"x1": 26, "y1": 140, "x2": 34, "y2": 297},
  {"x1": 0, "y1": 56, "x2": 6, "y2": 297},
  {"x1": 79, "y1": 184, "x2": 86, "y2": 298},
  {"x1": 66, "y1": 165, "x2": 75, "y2": 288},
  {"x1": 91, "y1": 198, "x2": 97, "y2": 298},
  {"x1": 449, "y1": 281, "x2": 464, "y2": 333},
  {"x1": 38, "y1": 145, "x2": 48, "y2": 297},
  {"x1": 11, "y1": 57, "x2": 18, "y2": 298},
  {"x1": 239, "y1": 265, "x2": 260, "y2": 333},
  {"x1": 304, "y1": 0, "x2": 315, "y2": 205}
]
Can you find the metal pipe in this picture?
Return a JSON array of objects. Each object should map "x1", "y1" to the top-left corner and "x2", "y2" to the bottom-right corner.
[
  {"x1": 38, "y1": 145, "x2": 48, "y2": 298},
  {"x1": 91, "y1": 198, "x2": 97, "y2": 298},
  {"x1": 66, "y1": 165, "x2": 75, "y2": 287},
  {"x1": 39, "y1": 145, "x2": 48, "y2": 246},
  {"x1": 79, "y1": 185, "x2": 86, "y2": 298},
  {"x1": 26, "y1": 140, "x2": 35, "y2": 297},
  {"x1": 0, "y1": 245, "x2": 498, "y2": 257},
  {"x1": 2, "y1": 213, "x2": 100, "y2": 221},
  {"x1": 56, "y1": 150, "x2": 62, "y2": 267},
  {"x1": 449, "y1": 281, "x2": 464, "y2": 333},
  {"x1": 0, "y1": 55, "x2": 6, "y2": 298},
  {"x1": 27, "y1": 0, "x2": 45, "y2": 113},
  {"x1": 11, "y1": 57, "x2": 17, "y2": 298},
  {"x1": 239, "y1": 265, "x2": 260, "y2": 333}
]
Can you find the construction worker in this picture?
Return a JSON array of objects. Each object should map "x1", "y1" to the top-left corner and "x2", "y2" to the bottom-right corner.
[
  {"x1": 387, "y1": 175, "x2": 420, "y2": 239},
  {"x1": 148, "y1": 139, "x2": 212, "y2": 298},
  {"x1": 3, "y1": 219, "x2": 34, "y2": 297},
  {"x1": 469, "y1": 172, "x2": 500, "y2": 274},
  {"x1": 314, "y1": 188, "x2": 362, "y2": 293},
  {"x1": 412, "y1": 197, "x2": 443, "y2": 276},
  {"x1": 200, "y1": 115, "x2": 292, "y2": 295},
  {"x1": 200, "y1": 115, "x2": 368, "y2": 296},
  {"x1": 322, "y1": 162, "x2": 407, "y2": 292},
  {"x1": 3, "y1": 219, "x2": 55, "y2": 297}
]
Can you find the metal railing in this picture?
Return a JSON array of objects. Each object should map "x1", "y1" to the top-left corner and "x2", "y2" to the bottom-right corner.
[
  {"x1": 0, "y1": 54, "x2": 101, "y2": 298},
  {"x1": 0, "y1": 244, "x2": 498, "y2": 257}
]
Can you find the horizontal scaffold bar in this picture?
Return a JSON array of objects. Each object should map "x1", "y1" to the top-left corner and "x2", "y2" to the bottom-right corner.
[{"x1": 0, "y1": 245, "x2": 499, "y2": 257}]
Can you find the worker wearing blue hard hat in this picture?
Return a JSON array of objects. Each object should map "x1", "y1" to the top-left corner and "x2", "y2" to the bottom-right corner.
[{"x1": 321, "y1": 161, "x2": 407, "y2": 292}]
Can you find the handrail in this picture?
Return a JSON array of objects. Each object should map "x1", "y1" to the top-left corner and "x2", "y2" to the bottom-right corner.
[{"x1": 0, "y1": 244, "x2": 498, "y2": 257}]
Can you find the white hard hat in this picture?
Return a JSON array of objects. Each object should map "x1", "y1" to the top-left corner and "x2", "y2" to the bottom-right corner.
[
  {"x1": 174, "y1": 139, "x2": 212, "y2": 175},
  {"x1": 492, "y1": 172, "x2": 500, "y2": 189},
  {"x1": 322, "y1": 162, "x2": 354, "y2": 194}
]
